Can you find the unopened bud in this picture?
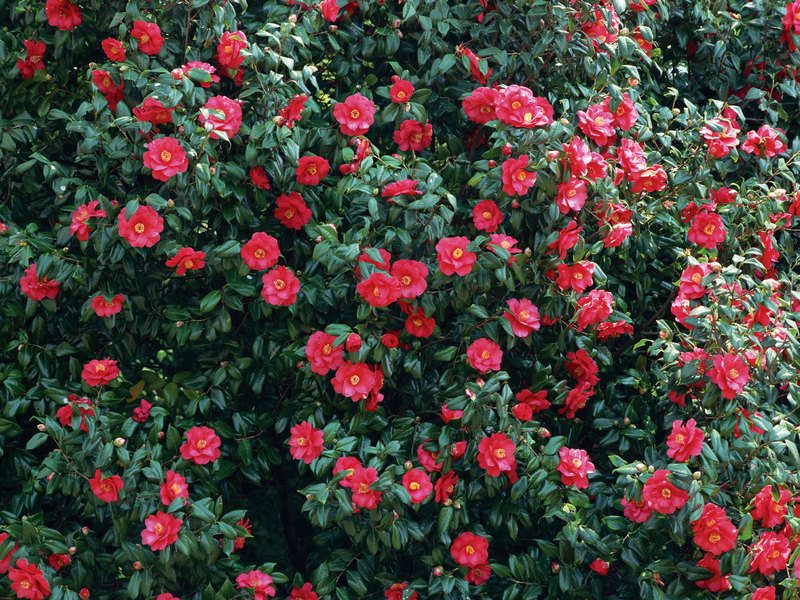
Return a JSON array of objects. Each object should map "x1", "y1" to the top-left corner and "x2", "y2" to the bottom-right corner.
[
  {"x1": 511, "y1": 199, "x2": 519, "y2": 209},
  {"x1": 81, "y1": 527, "x2": 90, "y2": 535},
  {"x1": 132, "y1": 561, "x2": 142, "y2": 571},
  {"x1": 46, "y1": 473, "x2": 54, "y2": 482},
  {"x1": 443, "y1": 499, "x2": 452, "y2": 507},
  {"x1": 635, "y1": 463, "x2": 646, "y2": 472},
  {"x1": 68, "y1": 546, "x2": 77, "y2": 555},
  {"x1": 37, "y1": 423, "x2": 46, "y2": 432},
  {"x1": 628, "y1": 78, "x2": 639, "y2": 87},
  {"x1": 671, "y1": 108, "x2": 680, "y2": 117},
  {"x1": 433, "y1": 566, "x2": 443, "y2": 577},
  {"x1": 79, "y1": 589, "x2": 90, "y2": 600},
  {"x1": 404, "y1": 460, "x2": 413, "y2": 471},
  {"x1": 113, "y1": 437, "x2": 125, "y2": 447},
  {"x1": 558, "y1": 118, "x2": 570, "y2": 126},
  {"x1": 176, "y1": 321, "x2": 184, "y2": 328},
  {"x1": 692, "y1": 471, "x2": 701, "y2": 480},
  {"x1": 273, "y1": 115, "x2": 284, "y2": 125},
  {"x1": 330, "y1": 25, "x2": 337, "y2": 31},
  {"x1": 453, "y1": 501, "x2": 461, "y2": 509},
  {"x1": 487, "y1": 160, "x2": 496, "y2": 168},
  {"x1": 647, "y1": 465, "x2": 655, "y2": 473},
  {"x1": 392, "y1": 20, "x2": 401, "y2": 28},
  {"x1": 546, "y1": 150, "x2": 560, "y2": 162},
  {"x1": 551, "y1": 562, "x2": 560, "y2": 573},
  {"x1": 501, "y1": 144, "x2": 513, "y2": 156},
  {"x1": 288, "y1": 14, "x2": 297, "y2": 23},
  {"x1": 537, "y1": 427, "x2": 551, "y2": 439},
  {"x1": 158, "y1": 431, "x2": 165, "y2": 439}
]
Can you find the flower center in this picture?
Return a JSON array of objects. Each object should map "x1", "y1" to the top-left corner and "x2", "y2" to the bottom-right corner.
[
  {"x1": 104, "y1": 77, "x2": 112, "y2": 87},
  {"x1": 413, "y1": 318, "x2": 423, "y2": 326},
  {"x1": 105, "y1": 301, "x2": 114, "y2": 307},
  {"x1": 574, "y1": 272, "x2": 583, "y2": 279},
  {"x1": 397, "y1": 91, "x2": 406, "y2": 99},
  {"x1": 594, "y1": 116, "x2": 605, "y2": 125},
  {"x1": 511, "y1": 101, "x2": 521, "y2": 110},
  {"x1": 196, "y1": 439, "x2": 207, "y2": 449},
  {"x1": 523, "y1": 112, "x2": 532, "y2": 122},
  {"x1": 349, "y1": 375, "x2": 360, "y2": 385},
  {"x1": 692, "y1": 272, "x2": 702, "y2": 283},
  {"x1": 184, "y1": 260, "x2": 194, "y2": 269},
  {"x1": 373, "y1": 287, "x2": 381, "y2": 297},
  {"x1": 254, "y1": 248, "x2": 266, "y2": 258},
  {"x1": 520, "y1": 310, "x2": 529, "y2": 319},
  {"x1": 95, "y1": 364, "x2": 106, "y2": 373},
  {"x1": 480, "y1": 105, "x2": 491, "y2": 113},
  {"x1": 307, "y1": 165, "x2": 317, "y2": 175},
  {"x1": 661, "y1": 488, "x2": 671, "y2": 498},
  {"x1": 728, "y1": 368, "x2": 739, "y2": 378},
  {"x1": 134, "y1": 223, "x2": 145, "y2": 233},
  {"x1": 501, "y1": 241, "x2": 510, "y2": 248},
  {"x1": 482, "y1": 211, "x2": 491, "y2": 219},
  {"x1": 703, "y1": 224, "x2": 716, "y2": 235},
  {"x1": 401, "y1": 275, "x2": 411, "y2": 286},
  {"x1": 358, "y1": 483, "x2": 370, "y2": 493},
  {"x1": 481, "y1": 350, "x2": 490, "y2": 359},
  {"x1": 453, "y1": 248, "x2": 463, "y2": 259},
  {"x1": 20, "y1": 581, "x2": 31, "y2": 590},
  {"x1": 296, "y1": 437, "x2": 307, "y2": 446},
  {"x1": 412, "y1": 133, "x2": 423, "y2": 143},
  {"x1": 615, "y1": 106, "x2": 625, "y2": 116},
  {"x1": 171, "y1": 484, "x2": 181, "y2": 494},
  {"x1": 141, "y1": 34, "x2": 150, "y2": 43},
  {"x1": 284, "y1": 208, "x2": 295, "y2": 218},
  {"x1": 30, "y1": 55, "x2": 41, "y2": 64},
  {"x1": 350, "y1": 109, "x2": 360, "y2": 119},
  {"x1": 154, "y1": 523, "x2": 164, "y2": 534},
  {"x1": 160, "y1": 150, "x2": 172, "y2": 162},
  {"x1": 409, "y1": 482, "x2": 420, "y2": 490},
  {"x1": 465, "y1": 545, "x2": 475, "y2": 555},
  {"x1": 274, "y1": 279, "x2": 285, "y2": 290},
  {"x1": 494, "y1": 448, "x2": 505, "y2": 459},
  {"x1": 516, "y1": 171, "x2": 527, "y2": 181},
  {"x1": 101, "y1": 481, "x2": 112, "y2": 492},
  {"x1": 708, "y1": 533, "x2": 720, "y2": 543},
  {"x1": 322, "y1": 344, "x2": 332, "y2": 355},
  {"x1": 566, "y1": 189, "x2": 576, "y2": 197},
  {"x1": 572, "y1": 458, "x2": 582, "y2": 467},
  {"x1": 769, "y1": 550, "x2": 780, "y2": 559},
  {"x1": 674, "y1": 434, "x2": 685, "y2": 444}
]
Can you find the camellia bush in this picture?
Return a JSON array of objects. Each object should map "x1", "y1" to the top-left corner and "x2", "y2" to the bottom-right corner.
[{"x1": 5, "y1": 0, "x2": 800, "y2": 599}]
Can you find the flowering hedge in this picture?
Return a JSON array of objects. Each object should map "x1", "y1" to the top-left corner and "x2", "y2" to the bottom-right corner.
[{"x1": 3, "y1": 1, "x2": 800, "y2": 600}]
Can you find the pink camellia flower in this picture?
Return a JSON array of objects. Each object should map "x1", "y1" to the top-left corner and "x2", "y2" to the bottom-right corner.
[
  {"x1": 699, "y1": 116, "x2": 740, "y2": 158},
  {"x1": 556, "y1": 262, "x2": 594, "y2": 293},
  {"x1": 402, "y1": 469, "x2": 433, "y2": 503},
  {"x1": 748, "y1": 531, "x2": 790, "y2": 576},
  {"x1": 390, "y1": 79, "x2": 415, "y2": 103},
  {"x1": 132, "y1": 399, "x2": 151, "y2": 422},
  {"x1": 462, "y1": 86, "x2": 500, "y2": 124},
  {"x1": 628, "y1": 164, "x2": 668, "y2": 193},
  {"x1": 557, "y1": 447, "x2": 595, "y2": 489},
  {"x1": 708, "y1": 353, "x2": 750, "y2": 399},
  {"x1": 350, "y1": 466, "x2": 382, "y2": 509},
  {"x1": 696, "y1": 553, "x2": 731, "y2": 593},
  {"x1": 88, "y1": 469, "x2": 123, "y2": 502},
  {"x1": 70, "y1": 201, "x2": 107, "y2": 241},
  {"x1": 333, "y1": 93, "x2": 376, "y2": 136},
  {"x1": 666, "y1": 418, "x2": 704, "y2": 462},
  {"x1": 131, "y1": 20, "x2": 163, "y2": 55},
  {"x1": 575, "y1": 289, "x2": 614, "y2": 330},
  {"x1": 752, "y1": 587, "x2": 776, "y2": 600},
  {"x1": 503, "y1": 298, "x2": 541, "y2": 337},
  {"x1": 261, "y1": 266, "x2": 300, "y2": 306},
  {"x1": 289, "y1": 584, "x2": 317, "y2": 600},
  {"x1": 679, "y1": 263, "x2": 716, "y2": 299},
  {"x1": 217, "y1": 31, "x2": 247, "y2": 72},
  {"x1": 555, "y1": 177, "x2": 588, "y2": 214},
  {"x1": 8, "y1": 559, "x2": 50, "y2": 600},
  {"x1": 296, "y1": 156, "x2": 329, "y2": 185},
  {"x1": 501, "y1": 155, "x2": 537, "y2": 196},
  {"x1": 382, "y1": 179, "x2": 422, "y2": 199},
  {"x1": 331, "y1": 361, "x2": 377, "y2": 401},
  {"x1": 179, "y1": 426, "x2": 222, "y2": 465},
  {"x1": 391, "y1": 259, "x2": 428, "y2": 298},
  {"x1": 305, "y1": 331, "x2": 344, "y2": 376},
  {"x1": 642, "y1": 469, "x2": 688, "y2": 514},
  {"x1": 548, "y1": 220, "x2": 583, "y2": 260},
  {"x1": 691, "y1": 502, "x2": 737, "y2": 555},
  {"x1": 141, "y1": 512, "x2": 182, "y2": 551},
  {"x1": 621, "y1": 497, "x2": 653, "y2": 523},
  {"x1": 20, "y1": 264, "x2": 60, "y2": 301},
  {"x1": 466, "y1": 338, "x2": 502, "y2": 372},
  {"x1": 199, "y1": 96, "x2": 243, "y2": 140},
  {"x1": 356, "y1": 272, "x2": 401, "y2": 307},
  {"x1": 495, "y1": 85, "x2": 553, "y2": 128},
  {"x1": 450, "y1": 532, "x2": 489, "y2": 567},
  {"x1": 142, "y1": 137, "x2": 188, "y2": 182},
  {"x1": 394, "y1": 120, "x2": 433, "y2": 152},
  {"x1": 241, "y1": 233, "x2": 280, "y2": 271},
  {"x1": 436, "y1": 236, "x2": 476, "y2": 276},
  {"x1": 741, "y1": 125, "x2": 788, "y2": 158},
  {"x1": 603, "y1": 92, "x2": 638, "y2": 130},
  {"x1": 687, "y1": 211, "x2": 726, "y2": 248},
  {"x1": 405, "y1": 308, "x2": 435, "y2": 338},
  {"x1": 133, "y1": 98, "x2": 173, "y2": 128},
  {"x1": 117, "y1": 205, "x2": 164, "y2": 248},
  {"x1": 236, "y1": 570, "x2": 276, "y2": 600},
  {"x1": 477, "y1": 433, "x2": 517, "y2": 477},
  {"x1": 180, "y1": 61, "x2": 220, "y2": 88},
  {"x1": 578, "y1": 104, "x2": 616, "y2": 146},
  {"x1": 566, "y1": 349, "x2": 598, "y2": 386},
  {"x1": 81, "y1": 358, "x2": 120, "y2": 387},
  {"x1": 289, "y1": 421, "x2": 324, "y2": 464},
  {"x1": 165, "y1": 247, "x2": 206, "y2": 276},
  {"x1": 472, "y1": 199, "x2": 503, "y2": 232},
  {"x1": 751, "y1": 484, "x2": 790, "y2": 528},
  {"x1": 91, "y1": 294, "x2": 125, "y2": 317},
  {"x1": 159, "y1": 470, "x2": 189, "y2": 506},
  {"x1": 274, "y1": 192, "x2": 312, "y2": 230}
]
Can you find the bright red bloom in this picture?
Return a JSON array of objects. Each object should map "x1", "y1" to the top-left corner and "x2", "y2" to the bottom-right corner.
[
  {"x1": 296, "y1": 156, "x2": 329, "y2": 185},
  {"x1": 101, "y1": 38, "x2": 125, "y2": 62},
  {"x1": 679, "y1": 263, "x2": 715, "y2": 299},
  {"x1": 417, "y1": 441, "x2": 443, "y2": 473},
  {"x1": 604, "y1": 93, "x2": 638, "y2": 130},
  {"x1": 180, "y1": 426, "x2": 222, "y2": 465},
  {"x1": 385, "y1": 583, "x2": 417, "y2": 600},
  {"x1": 495, "y1": 85, "x2": 553, "y2": 128},
  {"x1": 237, "y1": 570, "x2": 275, "y2": 600},
  {"x1": 753, "y1": 588, "x2": 776, "y2": 600},
  {"x1": 501, "y1": 155, "x2": 537, "y2": 196},
  {"x1": 88, "y1": 469, "x2": 123, "y2": 502},
  {"x1": 199, "y1": 96, "x2": 243, "y2": 140},
  {"x1": 708, "y1": 353, "x2": 750, "y2": 399},
  {"x1": 582, "y1": 5, "x2": 620, "y2": 49},
  {"x1": 274, "y1": 192, "x2": 312, "y2": 229},
  {"x1": 555, "y1": 177, "x2": 588, "y2": 214},
  {"x1": 306, "y1": 331, "x2": 344, "y2": 376},
  {"x1": 749, "y1": 532, "x2": 790, "y2": 576},
  {"x1": 516, "y1": 389, "x2": 549, "y2": 413},
  {"x1": 691, "y1": 503, "x2": 737, "y2": 555},
  {"x1": 278, "y1": 94, "x2": 308, "y2": 128},
  {"x1": 559, "y1": 383, "x2": 593, "y2": 419},
  {"x1": 603, "y1": 223, "x2": 633, "y2": 248},
  {"x1": 390, "y1": 79, "x2": 415, "y2": 103},
  {"x1": 450, "y1": 532, "x2": 489, "y2": 568},
  {"x1": 434, "y1": 470, "x2": 458, "y2": 503},
  {"x1": 578, "y1": 104, "x2": 616, "y2": 146},
  {"x1": 466, "y1": 338, "x2": 502, "y2": 373},
  {"x1": 118, "y1": 205, "x2": 164, "y2": 248},
  {"x1": 133, "y1": 98, "x2": 173, "y2": 128},
  {"x1": 131, "y1": 21, "x2": 163, "y2": 55},
  {"x1": 81, "y1": 358, "x2": 119, "y2": 387},
  {"x1": 436, "y1": 236, "x2": 476, "y2": 276},
  {"x1": 142, "y1": 137, "x2": 188, "y2": 182},
  {"x1": 17, "y1": 40, "x2": 46, "y2": 79},
  {"x1": 466, "y1": 563, "x2": 491, "y2": 585},
  {"x1": 548, "y1": 220, "x2": 582, "y2": 260},
  {"x1": 289, "y1": 421, "x2": 324, "y2": 464},
  {"x1": 345, "y1": 334, "x2": 362, "y2": 352},
  {"x1": 56, "y1": 395, "x2": 94, "y2": 432},
  {"x1": 394, "y1": 120, "x2": 433, "y2": 152},
  {"x1": 478, "y1": 432, "x2": 516, "y2": 477},
  {"x1": 20, "y1": 264, "x2": 59, "y2": 301},
  {"x1": 751, "y1": 484, "x2": 791, "y2": 527},
  {"x1": 556, "y1": 262, "x2": 594, "y2": 293},
  {"x1": 141, "y1": 512, "x2": 182, "y2": 551},
  {"x1": 9, "y1": 560, "x2": 50, "y2": 600},
  {"x1": 333, "y1": 456, "x2": 363, "y2": 488},
  {"x1": 557, "y1": 447, "x2": 595, "y2": 489},
  {"x1": 589, "y1": 559, "x2": 609, "y2": 576},
  {"x1": 156, "y1": 595, "x2": 177, "y2": 600},
  {"x1": 391, "y1": 259, "x2": 428, "y2": 299},
  {"x1": 741, "y1": 125, "x2": 787, "y2": 157},
  {"x1": 70, "y1": 201, "x2": 106, "y2": 241},
  {"x1": 488, "y1": 234, "x2": 521, "y2": 261},
  {"x1": 356, "y1": 247, "x2": 391, "y2": 279},
  {"x1": 405, "y1": 308, "x2": 435, "y2": 338},
  {"x1": 402, "y1": 469, "x2": 433, "y2": 503},
  {"x1": 289, "y1": 583, "x2": 317, "y2": 600},
  {"x1": 462, "y1": 87, "x2": 500, "y2": 124},
  {"x1": 333, "y1": 94, "x2": 376, "y2": 136},
  {"x1": 180, "y1": 61, "x2": 220, "y2": 88},
  {"x1": 261, "y1": 266, "x2": 300, "y2": 306},
  {"x1": 575, "y1": 289, "x2": 614, "y2": 330},
  {"x1": 216, "y1": 31, "x2": 248, "y2": 72},
  {"x1": 159, "y1": 470, "x2": 188, "y2": 506},
  {"x1": 642, "y1": 469, "x2": 688, "y2": 514},
  {"x1": 248, "y1": 167, "x2": 270, "y2": 190},
  {"x1": 241, "y1": 232, "x2": 280, "y2": 270},
  {"x1": 45, "y1": 0, "x2": 82, "y2": 30},
  {"x1": 621, "y1": 497, "x2": 653, "y2": 523},
  {"x1": 0, "y1": 533, "x2": 18, "y2": 574},
  {"x1": 597, "y1": 320, "x2": 634, "y2": 340},
  {"x1": 357, "y1": 272, "x2": 401, "y2": 307},
  {"x1": 696, "y1": 553, "x2": 731, "y2": 592},
  {"x1": 47, "y1": 554, "x2": 69, "y2": 572},
  {"x1": 382, "y1": 179, "x2": 422, "y2": 199},
  {"x1": 503, "y1": 298, "x2": 541, "y2": 337},
  {"x1": 380, "y1": 332, "x2": 399, "y2": 349},
  {"x1": 166, "y1": 247, "x2": 206, "y2": 276},
  {"x1": 441, "y1": 405, "x2": 463, "y2": 423},
  {"x1": 687, "y1": 211, "x2": 726, "y2": 248},
  {"x1": 472, "y1": 200, "x2": 502, "y2": 232},
  {"x1": 566, "y1": 349, "x2": 598, "y2": 386},
  {"x1": 629, "y1": 164, "x2": 668, "y2": 193},
  {"x1": 699, "y1": 116, "x2": 740, "y2": 158},
  {"x1": 455, "y1": 45, "x2": 491, "y2": 84},
  {"x1": 332, "y1": 361, "x2": 377, "y2": 401},
  {"x1": 350, "y1": 467, "x2": 382, "y2": 509},
  {"x1": 666, "y1": 418, "x2": 704, "y2": 462},
  {"x1": 135, "y1": 395, "x2": 153, "y2": 421}
]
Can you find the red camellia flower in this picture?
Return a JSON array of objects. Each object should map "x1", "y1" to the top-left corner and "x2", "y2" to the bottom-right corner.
[
  {"x1": 117, "y1": 205, "x2": 164, "y2": 248},
  {"x1": 20, "y1": 264, "x2": 60, "y2": 301},
  {"x1": 466, "y1": 338, "x2": 502, "y2": 373},
  {"x1": 741, "y1": 124, "x2": 788, "y2": 157},
  {"x1": 405, "y1": 307, "x2": 436, "y2": 338},
  {"x1": 333, "y1": 93, "x2": 376, "y2": 136},
  {"x1": 708, "y1": 352, "x2": 750, "y2": 399},
  {"x1": 70, "y1": 201, "x2": 106, "y2": 241},
  {"x1": 390, "y1": 79, "x2": 415, "y2": 103},
  {"x1": 159, "y1": 470, "x2": 189, "y2": 506},
  {"x1": 385, "y1": 583, "x2": 417, "y2": 600},
  {"x1": 180, "y1": 426, "x2": 222, "y2": 464},
  {"x1": 45, "y1": 0, "x2": 82, "y2": 30},
  {"x1": 436, "y1": 236, "x2": 476, "y2": 276},
  {"x1": 249, "y1": 167, "x2": 270, "y2": 190},
  {"x1": 306, "y1": 331, "x2": 345, "y2": 375},
  {"x1": 88, "y1": 469, "x2": 123, "y2": 502},
  {"x1": 332, "y1": 361, "x2": 377, "y2": 401},
  {"x1": 435, "y1": 470, "x2": 458, "y2": 504},
  {"x1": 380, "y1": 332, "x2": 399, "y2": 349},
  {"x1": 666, "y1": 418, "x2": 704, "y2": 462},
  {"x1": 472, "y1": 199, "x2": 503, "y2": 232},
  {"x1": 289, "y1": 421, "x2": 324, "y2": 464},
  {"x1": 488, "y1": 234, "x2": 521, "y2": 261},
  {"x1": 56, "y1": 395, "x2": 94, "y2": 432},
  {"x1": 9, "y1": 559, "x2": 50, "y2": 600},
  {"x1": 462, "y1": 86, "x2": 500, "y2": 124},
  {"x1": 81, "y1": 358, "x2": 120, "y2": 387},
  {"x1": 131, "y1": 20, "x2": 164, "y2": 55},
  {"x1": 142, "y1": 137, "x2": 189, "y2": 182},
  {"x1": 548, "y1": 220, "x2": 582, "y2": 260},
  {"x1": 101, "y1": 38, "x2": 125, "y2": 62},
  {"x1": 141, "y1": 512, "x2": 182, "y2": 551},
  {"x1": 0, "y1": 533, "x2": 18, "y2": 574},
  {"x1": 691, "y1": 502, "x2": 737, "y2": 555},
  {"x1": 503, "y1": 298, "x2": 541, "y2": 337},
  {"x1": 382, "y1": 179, "x2": 422, "y2": 199},
  {"x1": 394, "y1": 120, "x2": 433, "y2": 152},
  {"x1": 556, "y1": 262, "x2": 595, "y2": 293},
  {"x1": 687, "y1": 211, "x2": 726, "y2": 248},
  {"x1": 274, "y1": 192, "x2": 312, "y2": 230},
  {"x1": 289, "y1": 583, "x2": 317, "y2": 600},
  {"x1": 589, "y1": 559, "x2": 609, "y2": 576},
  {"x1": 133, "y1": 98, "x2": 174, "y2": 128},
  {"x1": 47, "y1": 554, "x2": 69, "y2": 572},
  {"x1": 466, "y1": 562, "x2": 492, "y2": 585},
  {"x1": 695, "y1": 553, "x2": 730, "y2": 593},
  {"x1": 350, "y1": 466, "x2": 382, "y2": 509},
  {"x1": 132, "y1": 398, "x2": 151, "y2": 422},
  {"x1": 455, "y1": 45, "x2": 491, "y2": 84},
  {"x1": 296, "y1": 156, "x2": 330, "y2": 185},
  {"x1": 575, "y1": 289, "x2": 614, "y2": 330},
  {"x1": 621, "y1": 497, "x2": 653, "y2": 523},
  {"x1": 477, "y1": 432, "x2": 516, "y2": 477},
  {"x1": 566, "y1": 349, "x2": 599, "y2": 386},
  {"x1": 236, "y1": 570, "x2": 275, "y2": 600},
  {"x1": 517, "y1": 389, "x2": 550, "y2": 413},
  {"x1": 578, "y1": 104, "x2": 616, "y2": 146},
  {"x1": 333, "y1": 456, "x2": 363, "y2": 489},
  {"x1": 217, "y1": 31, "x2": 247, "y2": 72},
  {"x1": 241, "y1": 232, "x2": 280, "y2": 270},
  {"x1": 699, "y1": 115, "x2": 740, "y2": 158},
  {"x1": 557, "y1": 447, "x2": 595, "y2": 489},
  {"x1": 450, "y1": 532, "x2": 489, "y2": 568},
  {"x1": 555, "y1": 177, "x2": 588, "y2": 214},
  {"x1": 751, "y1": 484, "x2": 790, "y2": 527},
  {"x1": 356, "y1": 272, "x2": 401, "y2": 307},
  {"x1": 752, "y1": 587, "x2": 776, "y2": 600},
  {"x1": 390, "y1": 259, "x2": 428, "y2": 298},
  {"x1": 17, "y1": 40, "x2": 46, "y2": 79},
  {"x1": 495, "y1": 85, "x2": 554, "y2": 128},
  {"x1": 402, "y1": 469, "x2": 433, "y2": 503},
  {"x1": 261, "y1": 266, "x2": 300, "y2": 306},
  {"x1": 199, "y1": 96, "x2": 243, "y2": 140},
  {"x1": 166, "y1": 247, "x2": 206, "y2": 276},
  {"x1": 749, "y1": 532, "x2": 790, "y2": 576},
  {"x1": 278, "y1": 93, "x2": 308, "y2": 128},
  {"x1": 604, "y1": 92, "x2": 638, "y2": 130},
  {"x1": 501, "y1": 155, "x2": 537, "y2": 196},
  {"x1": 629, "y1": 164, "x2": 668, "y2": 193},
  {"x1": 642, "y1": 469, "x2": 689, "y2": 514}
]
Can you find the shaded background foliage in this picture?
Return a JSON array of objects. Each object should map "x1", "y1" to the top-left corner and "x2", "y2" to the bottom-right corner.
[{"x1": 2, "y1": 0, "x2": 800, "y2": 599}]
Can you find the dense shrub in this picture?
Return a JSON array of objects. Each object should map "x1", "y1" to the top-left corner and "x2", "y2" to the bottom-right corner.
[{"x1": 3, "y1": 1, "x2": 800, "y2": 599}]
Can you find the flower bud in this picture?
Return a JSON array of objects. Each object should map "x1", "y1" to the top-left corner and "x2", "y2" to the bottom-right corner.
[
  {"x1": 46, "y1": 473, "x2": 54, "y2": 482},
  {"x1": 81, "y1": 526, "x2": 90, "y2": 535},
  {"x1": 113, "y1": 437, "x2": 125, "y2": 447},
  {"x1": 79, "y1": 589, "x2": 90, "y2": 600},
  {"x1": 176, "y1": 321, "x2": 184, "y2": 328},
  {"x1": 392, "y1": 20, "x2": 401, "y2": 28},
  {"x1": 170, "y1": 68, "x2": 183, "y2": 80},
  {"x1": 346, "y1": 333, "x2": 362, "y2": 352},
  {"x1": 546, "y1": 150, "x2": 560, "y2": 162},
  {"x1": 37, "y1": 423, "x2": 47, "y2": 432},
  {"x1": 647, "y1": 465, "x2": 655, "y2": 473},
  {"x1": 132, "y1": 561, "x2": 142, "y2": 571},
  {"x1": 0, "y1": 223, "x2": 8, "y2": 235},
  {"x1": 628, "y1": 78, "x2": 639, "y2": 87},
  {"x1": 551, "y1": 562, "x2": 560, "y2": 573},
  {"x1": 443, "y1": 499, "x2": 452, "y2": 507},
  {"x1": 158, "y1": 431, "x2": 165, "y2": 439},
  {"x1": 453, "y1": 501, "x2": 461, "y2": 509},
  {"x1": 306, "y1": 494, "x2": 314, "y2": 501},
  {"x1": 537, "y1": 427, "x2": 551, "y2": 439},
  {"x1": 404, "y1": 460, "x2": 413, "y2": 471},
  {"x1": 68, "y1": 546, "x2": 77, "y2": 555},
  {"x1": 315, "y1": 236, "x2": 323, "y2": 243},
  {"x1": 487, "y1": 159, "x2": 496, "y2": 168},
  {"x1": 433, "y1": 566, "x2": 443, "y2": 577},
  {"x1": 273, "y1": 115, "x2": 285, "y2": 125},
  {"x1": 692, "y1": 471, "x2": 701, "y2": 480},
  {"x1": 559, "y1": 117, "x2": 570, "y2": 126},
  {"x1": 501, "y1": 143, "x2": 513, "y2": 156},
  {"x1": 635, "y1": 463, "x2": 646, "y2": 472},
  {"x1": 671, "y1": 108, "x2": 681, "y2": 117},
  {"x1": 288, "y1": 14, "x2": 297, "y2": 23},
  {"x1": 330, "y1": 25, "x2": 337, "y2": 31},
  {"x1": 511, "y1": 199, "x2": 519, "y2": 209}
]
